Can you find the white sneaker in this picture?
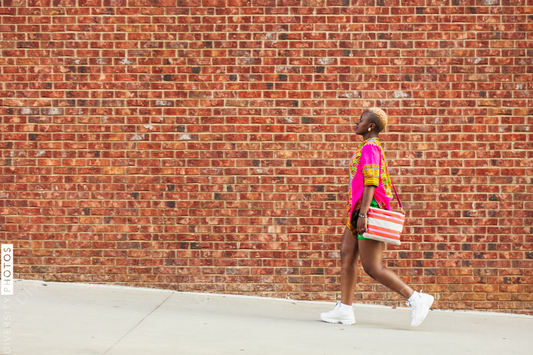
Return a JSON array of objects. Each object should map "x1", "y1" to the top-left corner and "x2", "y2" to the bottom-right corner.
[
  {"x1": 407, "y1": 291, "x2": 434, "y2": 327},
  {"x1": 320, "y1": 301, "x2": 356, "y2": 325}
]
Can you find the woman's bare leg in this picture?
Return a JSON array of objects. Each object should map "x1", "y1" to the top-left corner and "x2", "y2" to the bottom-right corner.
[
  {"x1": 358, "y1": 238, "x2": 414, "y2": 299},
  {"x1": 340, "y1": 227, "x2": 360, "y2": 305}
]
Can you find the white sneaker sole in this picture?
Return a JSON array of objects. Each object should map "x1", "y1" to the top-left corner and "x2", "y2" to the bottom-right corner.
[
  {"x1": 411, "y1": 295, "x2": 434, "y2": 327},
  {"x1": 320, "y1": 316, "x2": 355, "y2": 325}
]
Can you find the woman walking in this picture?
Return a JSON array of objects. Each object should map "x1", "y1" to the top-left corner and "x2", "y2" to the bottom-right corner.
[{"x1": 320, "y1": 107, "x2": 434, "y2": 327}]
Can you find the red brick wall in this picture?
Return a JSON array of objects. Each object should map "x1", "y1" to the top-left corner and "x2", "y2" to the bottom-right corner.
[{"x1": 1, "y1": 0, "x2": 532, "y2": 314}]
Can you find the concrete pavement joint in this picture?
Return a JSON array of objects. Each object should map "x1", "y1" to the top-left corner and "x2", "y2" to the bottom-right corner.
[{"x1": 101, "y1": 291, "x2": 175, "y2": 355}]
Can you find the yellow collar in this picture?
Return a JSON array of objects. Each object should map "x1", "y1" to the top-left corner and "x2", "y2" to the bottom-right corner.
[{"x1": 358, "y1": 137, "x2": 380, "y2": 148}]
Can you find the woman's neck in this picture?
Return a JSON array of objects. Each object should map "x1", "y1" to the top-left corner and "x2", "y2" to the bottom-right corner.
[{"x1": 362, "y1": 133, "x2": 379, "y2": 141}]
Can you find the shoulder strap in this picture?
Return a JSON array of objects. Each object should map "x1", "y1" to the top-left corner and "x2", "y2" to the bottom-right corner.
[
  {"x1": 391, "y1": 181, "x2": 403, "y2": 210},
  {"x1": 377, "y1": 145, "x2": 404, "y2": 213}
]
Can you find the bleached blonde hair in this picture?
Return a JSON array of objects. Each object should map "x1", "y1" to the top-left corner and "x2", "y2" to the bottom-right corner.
[{"x1": 365, "y1": 107, "x2": 388, "y2": 132}]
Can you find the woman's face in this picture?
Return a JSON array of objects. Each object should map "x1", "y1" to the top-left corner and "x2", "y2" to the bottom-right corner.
[{"x1": 354, "y1": 112, "x2": 373, "y2": 135}]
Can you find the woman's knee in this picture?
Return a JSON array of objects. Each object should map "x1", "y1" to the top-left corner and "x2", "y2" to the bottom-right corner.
[
  {"x1": 340, "y1": 248, "x2": 356, "y2": 265},
  {"x1": 361, "y1": 262, "x2": 381, "y2": 278},
  {"x1": 340, "y1": 228, "x2": 357, "y2": 264}
]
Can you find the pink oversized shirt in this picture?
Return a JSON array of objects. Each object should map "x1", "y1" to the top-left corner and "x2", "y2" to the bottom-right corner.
[{"x1": 347, "y1": 137, "x2": 393, "y2": 218}]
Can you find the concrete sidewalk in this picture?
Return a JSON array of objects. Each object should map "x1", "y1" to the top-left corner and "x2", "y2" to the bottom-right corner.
[{"x1": 9, "y1": 279, "x2": 533, "y2": 355}]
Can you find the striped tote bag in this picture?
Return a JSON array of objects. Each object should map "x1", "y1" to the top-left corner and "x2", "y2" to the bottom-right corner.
[{"x1": 362, "y1": 182, "x2": 405, "y2": 245}]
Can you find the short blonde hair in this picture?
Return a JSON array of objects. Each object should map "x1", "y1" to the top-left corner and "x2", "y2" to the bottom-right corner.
[{"x1": 365, "y1": 107, "x2": 388, "y2": 132}]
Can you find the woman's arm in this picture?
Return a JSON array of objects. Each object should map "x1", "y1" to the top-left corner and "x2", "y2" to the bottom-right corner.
[
  {"x1": 357, "y1": 144, "x2": 381, "y2": 235},
  {"x1": 357, "y1": 185, "x2": 376, "y2": 235}
]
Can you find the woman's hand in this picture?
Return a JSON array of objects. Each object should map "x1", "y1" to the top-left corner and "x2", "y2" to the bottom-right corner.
[
  {"x1": 356, "y1": 212, "x2": 368, "y2": 236},
  {"x1": 357, "y1": 185, "x2": 375, "y2": 236}
]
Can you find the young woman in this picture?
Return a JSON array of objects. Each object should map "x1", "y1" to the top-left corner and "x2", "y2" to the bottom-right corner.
[{"x1": 320, "y1": 107, "x2": 434, "y2": 327}]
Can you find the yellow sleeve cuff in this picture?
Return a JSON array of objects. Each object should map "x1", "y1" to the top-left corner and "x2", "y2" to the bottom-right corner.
[
  {"x1": 364, "y1": 176, "x2": 379, "y2": 186},
  {"x1": 363, "y1": 165, "x2": 380, "y2": 186}
]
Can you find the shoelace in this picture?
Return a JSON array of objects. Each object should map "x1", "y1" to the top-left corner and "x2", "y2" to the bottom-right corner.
[{"x1": 406, "y1": 291, "x2": 424, "y2": 308}]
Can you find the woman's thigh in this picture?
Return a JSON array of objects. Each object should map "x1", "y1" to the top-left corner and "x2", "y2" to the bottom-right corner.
[
  {"x1": 357, "y1": 238, "x2": 384, "y2": 270},
  {"x1": 340, "y1": 227, "x2": 359, "y2": 264}
]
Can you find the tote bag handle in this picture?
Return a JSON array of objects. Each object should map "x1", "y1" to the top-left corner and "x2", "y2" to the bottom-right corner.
[
  {"x1": 378, "y1": 145, "x2": 404, "y2": 213},
  {"x1": 391, "y1": 182, "x2": 403, "y2": 210}
]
